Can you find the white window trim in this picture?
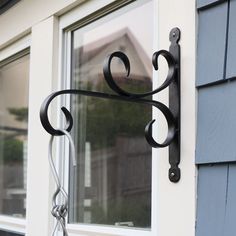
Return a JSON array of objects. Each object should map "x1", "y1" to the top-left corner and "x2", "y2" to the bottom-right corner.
[
  {"x1": 0, "y1": 35, "x2": 30, "y2": 62},
  {"x1": 57, "y1": 0, "x2": 197, "y2": 236},
  {"x1": 0, "y1": 216, "x2": 25, "y2": 234},
  {"x1": 0, "y1": 34, "x2": 31, "y2": 235},
  {"x1": 155, "y1": 1, "x2": 196, "y2": 236},
  {"x1": 25, "y1": 16, "x2": 59, "y2": 236}
]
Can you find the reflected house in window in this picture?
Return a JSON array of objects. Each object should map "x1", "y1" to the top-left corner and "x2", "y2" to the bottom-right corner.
[
  {"x1": 70, "y1": 28, "x2": 152, "y2": 227},
  {"x1": 73, "y1": 27, "x2": 152, "y2": 91}
]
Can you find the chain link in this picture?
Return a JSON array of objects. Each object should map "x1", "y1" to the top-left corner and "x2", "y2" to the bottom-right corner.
[{"x1": 48, "y1": 129, "x2": 76, "y2": 236}]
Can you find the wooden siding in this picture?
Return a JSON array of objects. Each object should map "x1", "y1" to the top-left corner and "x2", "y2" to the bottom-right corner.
[
  {"x1": 196, "y1": 164, "x2": 228, "y2": 236},
  {"x1": 196, "y1": 1, "x2": 228, "y2": 86},
  {"x1": 196, "y1": 0, "x2": 236, "y2": 163},
  {"x1": 196, "y1": 80, "x2": 236, "y2": 164},
  {"x1": 196, "y1": 0, "x2": 236, "y2": 235},
  {"x1": 196, "y1": 164, "x2": 236, "y2": 236}
]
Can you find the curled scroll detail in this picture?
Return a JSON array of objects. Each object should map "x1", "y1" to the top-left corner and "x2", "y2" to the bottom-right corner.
[{"x1": 103, "y1": 50, "x2": 176, "y2": 98}]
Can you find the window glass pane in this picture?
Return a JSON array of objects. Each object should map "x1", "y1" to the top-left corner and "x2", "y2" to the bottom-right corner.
[
  {"x1": 0, "y1": 230, "x2": 24, "y2": 236},
  {"x1": 0, "y1": 54, "x2": 29, "y2": 218},
  {"x1": 69, "y1": 0, "x2": 153, "y2": 228}
]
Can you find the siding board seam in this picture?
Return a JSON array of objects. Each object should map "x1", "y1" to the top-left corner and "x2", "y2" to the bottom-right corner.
[
  {"x1": 196, "y1": 160, "x2": 236, "y2": 165},
  {"x1": 225, "y1": 164, "x2": 229, "y2": 206},
  {"x1": 222, "y1": 164, "x2": 229, "y2": 236},
  {"x1": 197, "y1": 0, "x2": 227, "y2": 11},
  {"x1": 196, "y1": 78, "x2": 225, "y2": 89},
  {"x1": 196, "y1": 76, "x2": 236, "y2": 89},
  {"x1": 223, "y1": 0, "x2": 230, "y2": 80}
]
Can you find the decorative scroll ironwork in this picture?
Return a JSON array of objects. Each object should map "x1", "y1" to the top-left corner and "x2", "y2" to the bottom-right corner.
[{"x1": 40, "y1": 28, "x2": 181, "y2": 185}]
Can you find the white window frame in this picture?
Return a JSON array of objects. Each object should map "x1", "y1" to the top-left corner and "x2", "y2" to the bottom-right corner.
[
  {"x1": 57, "y1": 0, "x2": 197, "y2": 236},
  {"x1": 59, "y1": 1, "x2": 157, "y2": 236},
  {"x1": 0, "y1": 34, "x2": 31, "y2": 235}
]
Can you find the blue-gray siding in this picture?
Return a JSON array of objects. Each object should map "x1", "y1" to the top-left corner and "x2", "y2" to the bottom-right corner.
[
  {"x1": 196, "y1": 0, "x2": 236, "y2": 235},
  {"x1": 197, "y1": 164, "x2": 236, "y2": 236},
  {"x1": 196, "y1": 80, "x2": 236, "y2": 164},
  {"x1": 196, "y1": 1, "x2": 228, "y2": 86},
  {"x1": 196, "y1": 164, "x2": 228, "y2": 236}
]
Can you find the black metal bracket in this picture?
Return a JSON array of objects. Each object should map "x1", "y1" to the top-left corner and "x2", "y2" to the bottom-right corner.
[
  {"x1": 40, "y1": 28, "x2": 181, "y2": 182},
  {"x1": 169, "y1": 28, "x2": 181, "y2": 182}
]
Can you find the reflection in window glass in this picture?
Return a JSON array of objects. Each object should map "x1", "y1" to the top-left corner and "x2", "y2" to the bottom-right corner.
[
  {"x1": 0, "y1": 54, "x2": 29, "y2": 218},
  {"x1": 0, "y1": 230, "x2": 24, "y2": 236},
  {"x1": 69, "y1": 0, "x2": 153, "y2": 228}
]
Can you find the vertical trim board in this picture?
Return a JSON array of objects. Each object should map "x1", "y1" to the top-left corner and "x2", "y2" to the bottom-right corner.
[
  {"x1": 157, "y1": 0, "x2": 196, "y2": 235},
  {"x1": 25, "y1": 16, "x2": 57, "y2": 236}
]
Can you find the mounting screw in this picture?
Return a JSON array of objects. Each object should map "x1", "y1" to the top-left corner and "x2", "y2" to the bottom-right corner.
[
  {"x1": 169, "y1": 27, "x2": 180, "y2": 43},
  {"x1": 170, "y1": 172, "x2": 175, "y2": 177}
]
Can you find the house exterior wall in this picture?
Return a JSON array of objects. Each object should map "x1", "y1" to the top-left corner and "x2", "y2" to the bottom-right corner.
[
  {"x1": 196, "y1": 0, "x2": 236, "y2": 235},
  {"x1": 0, "y1": 0, "x2": 197, "y2": 235}
]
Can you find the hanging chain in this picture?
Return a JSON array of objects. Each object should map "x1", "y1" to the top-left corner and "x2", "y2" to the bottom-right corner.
[{"x1": 48, "y1": 129, "x2": 76, "y2": 236}]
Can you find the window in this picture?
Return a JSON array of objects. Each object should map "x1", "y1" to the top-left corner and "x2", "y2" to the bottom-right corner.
[
  {"x1": 0, "y1": 52, "x2": 29, "y2": 219},
  {"x1": 61, "y1": 0, "x2": 154, "y2": 233},
  {"x1": 0, "y1": 44, "x2": 29, "y2": 235}
]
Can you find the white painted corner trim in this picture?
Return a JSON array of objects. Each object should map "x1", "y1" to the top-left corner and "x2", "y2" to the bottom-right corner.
[{"x1": 155, "y1": 0, "x2": 196, "y2": 236}]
